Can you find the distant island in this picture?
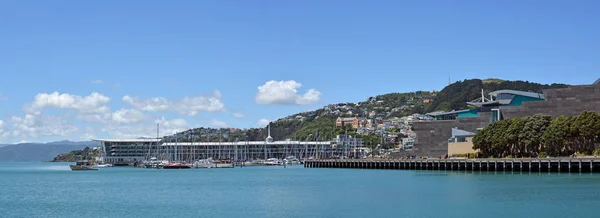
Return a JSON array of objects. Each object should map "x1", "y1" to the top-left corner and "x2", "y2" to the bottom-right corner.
[{"x1": 51, "y1": 147, "x2": 99, "y2": 162}]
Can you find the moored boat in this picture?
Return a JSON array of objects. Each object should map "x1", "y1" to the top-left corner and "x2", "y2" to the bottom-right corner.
[
  {"x1": 264, "y1": 158, "x2": 282, "y2": 166},
  {"x1": 193, "y1": 158, "x2": 214, "y2": 168},
  {"x1": 213, "y1": 159, "x2": 234, "y2": 168},
  {"x1": 70, "y1": 160, "x2": 98, "y2": 171},
  {"x1": 163, "y1": 162, "x2": 191, "y2": 169},
  {"x1": 96, "y1": 163, "x2": 113, "y2": 168}
]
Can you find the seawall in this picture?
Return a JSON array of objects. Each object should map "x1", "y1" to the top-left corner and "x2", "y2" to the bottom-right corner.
[{"x1": 304, "y1": 158, "x2": 600, "y2": 173}]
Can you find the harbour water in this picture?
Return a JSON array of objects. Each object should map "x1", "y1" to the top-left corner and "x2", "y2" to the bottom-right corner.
[{"x1": 1, "y1": 162, "x2": 600, "y2": 218}]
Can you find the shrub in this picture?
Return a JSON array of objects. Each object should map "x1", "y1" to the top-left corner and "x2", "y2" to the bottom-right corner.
[
  {"x1": 538, "y1": 152, "x2": 547, "y2": 158},
  {"x1": 593, "y1": 148, "x2": 600, "y2": 157}
]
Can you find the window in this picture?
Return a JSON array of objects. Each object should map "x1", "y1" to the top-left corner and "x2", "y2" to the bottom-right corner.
[
  {"x1": 491, "y1": 109, "x2": 501, "y2": 123},
  {"x1": 457, "y1": 137, "x2": 467, "y2": 143}
]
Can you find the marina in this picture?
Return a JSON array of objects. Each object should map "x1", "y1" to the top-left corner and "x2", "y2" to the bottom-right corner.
[
  {"x1": 305, "y1": 158, "x2": 600, "y2": 173},
  {"x1": 93, "y1": 125, "x2": 365, "y2": 168}
]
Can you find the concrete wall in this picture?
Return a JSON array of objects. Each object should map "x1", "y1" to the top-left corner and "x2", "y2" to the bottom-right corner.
[
  {"x1": 502, "y1": 84, "x2": 600, "y2": 119},
  {"x1": 448, "y1": 137, "x2": 477, "y2": 155}
]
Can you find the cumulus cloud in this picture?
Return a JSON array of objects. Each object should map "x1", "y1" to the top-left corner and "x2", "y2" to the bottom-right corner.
[
  {"x1": 23, "y1": 92, "x2": 111, "y2": 116},
  {"x1": 0, "y1": 120, "x2": 6, "y2": 138},
  {"x1": 257, "y1": 118, "x2": 270, "y2": 127},
  {"x1": 101, "y1": 117, "x2": 190, "y2": 139},
  {"x1": 255, "y1": 80, "x2": 321, "y2": 105},
  {"x1": 122, "y1": 90, "x2": 224, "y2": 116},
  {"x1": 232, "y1": 112, "x2": 245, "y2": 119},
  {"x1": 90, "y1": 80, "x2": 104, "y2": 84},
  {"x1": 111, "y1": 109, "x2": 146, "y2": 124},
  {"x1": 11, "y1": 114, "x2": 79, "y2": 139},
  {"x1": 80, "y1": 127, "x2": 96, "y2": 140}
]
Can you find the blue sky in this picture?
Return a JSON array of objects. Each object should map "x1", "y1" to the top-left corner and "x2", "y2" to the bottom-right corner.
[{"x1": 0, "y1": 0, "x2": 599, "y2": 143}]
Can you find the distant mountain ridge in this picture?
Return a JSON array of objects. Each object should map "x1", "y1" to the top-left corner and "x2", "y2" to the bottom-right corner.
[{"x1": 0, "y1": 140, "x2": 100, "y2": 162}]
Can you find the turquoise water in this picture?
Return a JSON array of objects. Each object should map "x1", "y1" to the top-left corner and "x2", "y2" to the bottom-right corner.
[{"x1": 1, "y1": 162, "x2": 600, "y2": 218}]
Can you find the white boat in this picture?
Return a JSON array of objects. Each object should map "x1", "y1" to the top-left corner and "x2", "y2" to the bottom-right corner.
[
  {"x1": 284, "y1": 156, "x2": 300, "y2": 165},
  {"x1": 264, "y1": 158, "x2": 282, "y2": 166},
  {"x1": 96, "y1": 163, "x2": 113, "y2": 168},
  {"x1": 194, "y1": 158, "x2": 214, "y2": 168},
  {"x1": 213, "y1": 159, "x2": 234, "y2": 168},
  {"x1": 214, "y1": 163, "x2": 234, "y2": 168},
  {"x1": 144, "y1": 157, "x2": 168, "y2": 168}
]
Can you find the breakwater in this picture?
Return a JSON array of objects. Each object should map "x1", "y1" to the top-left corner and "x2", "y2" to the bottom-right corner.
[{"x1": 304, "y1": 158, "x2": 600, "y2": 173}]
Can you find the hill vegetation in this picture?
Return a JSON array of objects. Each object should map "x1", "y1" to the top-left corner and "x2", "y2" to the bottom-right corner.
[{"x1": 51, "y1": 147, "x2": 99, "y2": 162}]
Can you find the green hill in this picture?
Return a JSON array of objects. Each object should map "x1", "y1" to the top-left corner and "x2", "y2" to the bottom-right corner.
[{"x1": 51, "y1": 147, "x2": 99, "y2": 162}]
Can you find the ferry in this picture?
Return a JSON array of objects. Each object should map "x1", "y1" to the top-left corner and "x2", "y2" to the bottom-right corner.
[{"x1": 70, "y1": 160, "x2": 98, "y2": 171}]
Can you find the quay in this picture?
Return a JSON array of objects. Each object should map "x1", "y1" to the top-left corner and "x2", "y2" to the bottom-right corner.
[{"x1": 304, "y1": 158, "x2": 600, "y2": 173}]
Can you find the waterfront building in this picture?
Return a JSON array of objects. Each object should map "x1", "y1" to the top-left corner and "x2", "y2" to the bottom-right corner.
[
  {"x1": 407, "y1": 79, "x2": 600, "y2": 157},
  {"x1": 95, "y1": 130, "x2": 362, "y2": 164},
  {"x1": 95, "y1": 138, "x2": 336, "y2": 164}
]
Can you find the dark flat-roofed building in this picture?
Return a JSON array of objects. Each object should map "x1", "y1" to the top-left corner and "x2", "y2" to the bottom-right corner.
[{"x1": 403, "y1": 79, "x2": 600, "y2": 157}]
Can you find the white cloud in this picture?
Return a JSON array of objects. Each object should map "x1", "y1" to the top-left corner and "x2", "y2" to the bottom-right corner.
[
  {"x1": 80, "y1": 127, "x2": 96, "y2": 140},
  {"x1": 122, "y1": 96, "x2": 169, "y2": 111},
  {"x1": 0, "y1": 120, "x2": 6, "y2": 138},
  {"x1": 122, "y1": 90, "x2": 224, "y2": 116},
  {"x1": 78, "y1": 113, "x2": 111, "y2": 124},
  {"x1": 257, "y1": 118, "x2": 270, "y2": 127},
  {"x1": 24, "y1": 92, "x2": 111, "y2": 116},
  {"x1": 208, "y1": 120, "x2": 228, "y2": 128},
  {"x1": 102, "y1": 117, "x2": 190, "y2": 139},
  {"x1": 255, "y1": 80, "x2": 321, "y2": 105},
  {"x1": 11, "y1": 114, "x2": 79, "y2": 139},
  {"x1": 111, "y1": 109, "x2": 146, "y2": 124},
  {"x1": 233, "y1": 112, "x2": 245, "y2": 119},
  {"x1": 90, "y1": 80, "x2": 104, "y2": 84}
]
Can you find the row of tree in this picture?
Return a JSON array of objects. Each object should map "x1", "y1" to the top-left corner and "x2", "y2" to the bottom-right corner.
[{"x1": 472, "y1": 111, "x2": 600, "y2": 158}]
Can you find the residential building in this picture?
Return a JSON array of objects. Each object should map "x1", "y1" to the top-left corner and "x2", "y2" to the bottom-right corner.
[
  {"x1": 401, "y1": 138, "x2": 415, "y2": 151},
  {"x1": 336, "y1": 117, "x2": 355, "y2": 128}
]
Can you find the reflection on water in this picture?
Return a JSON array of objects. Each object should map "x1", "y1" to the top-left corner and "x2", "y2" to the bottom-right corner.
[{"x1": 0, "y1": 162, "x2": 71, "y2": 172}]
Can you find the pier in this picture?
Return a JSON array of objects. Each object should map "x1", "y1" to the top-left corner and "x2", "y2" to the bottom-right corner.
[{"x1": 304, "y1": 158, "x2": 600, "y2": 173}]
